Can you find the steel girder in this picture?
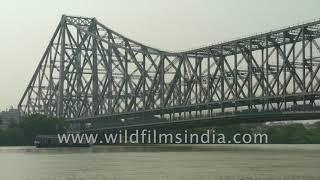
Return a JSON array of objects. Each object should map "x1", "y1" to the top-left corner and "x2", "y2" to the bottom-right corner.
[{"x1": 18, "y1": 15, "x2": 320, "y2": 125}]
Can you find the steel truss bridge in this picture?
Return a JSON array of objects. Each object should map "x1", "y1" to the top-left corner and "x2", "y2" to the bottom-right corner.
[{"x1": 18, "y1": 15, "x2": 320, "y2": 132}]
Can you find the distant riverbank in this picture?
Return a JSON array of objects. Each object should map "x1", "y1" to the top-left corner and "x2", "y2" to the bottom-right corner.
[{"x1": 1, "y1": 114, "x2": 320, "y2": 146}]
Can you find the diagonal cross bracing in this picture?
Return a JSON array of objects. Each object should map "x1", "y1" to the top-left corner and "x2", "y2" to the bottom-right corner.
[{"x1": 18, "y1": 15, "x2": 320, "y2": 129}]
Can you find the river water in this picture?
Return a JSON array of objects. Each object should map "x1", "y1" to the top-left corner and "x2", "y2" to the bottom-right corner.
[{"x1": 0, "y1": 145, "x2": 319, "y2": 180}]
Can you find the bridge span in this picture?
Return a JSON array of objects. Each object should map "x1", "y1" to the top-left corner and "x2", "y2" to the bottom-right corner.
[{"x1": 18, "y1": 15, "x2": 320, "y2": 131}]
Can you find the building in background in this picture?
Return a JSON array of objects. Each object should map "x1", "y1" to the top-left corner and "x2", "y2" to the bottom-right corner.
[{"x1": 0, "y1": 107, "x2": 20, "y2": 129}]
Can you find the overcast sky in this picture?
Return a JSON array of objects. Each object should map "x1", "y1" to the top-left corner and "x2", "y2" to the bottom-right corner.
[{"x1": 0, "y1": 0, "x2": 319, "y2": 110}]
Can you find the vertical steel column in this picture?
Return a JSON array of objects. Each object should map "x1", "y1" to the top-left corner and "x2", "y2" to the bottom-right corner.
[
  {"x1": 125, "y1": 51, "x2": 128, "y2": 110},
  {"x1": 220, "y1": 46, "x2": 225, "y2": 113},
  {"x1": 234, "y1": 44, "x2": 238, "y2": 112},
  {"x1": 302, "y1": 28, "x2": 306, "y2": 109},
  {"x1": 248, "y1": 40, "x2": 252, "y2": 111},
  {"x1": 37, "y1": 65, "x2": 41, "y2": 112},
  {"x1": 207, "y1": 51, "x2": 211, "y2": 116},
  {"x1": 57, "y1": 16, "x2": 66, "y2": 117},
  {"x1": 195, "y1": 53, "x2": 198, "y2": 107},
  {"x1": 92, "y1": 21, "x2": 99, "y2": 115},
  {"x1": 276, "y1": 43, "x2": 280, "y2": 110},
  {"x1": 160, "y1": 54, "x2": 164, "y2": 119},
  {"x1": 266, "y1": 37, "x2": 270, "y2": 111},
  {"x1": 107, "y1": 33, "x2": 113, "y2": 113},
  {"x1": 199, "y1": 55, "x2": 202, "y2": 117},
  {"x1": 48, "y1": 46, "x2": 53, "y2": 115},
  {"x1": 310, "y1": 39, "x2": 313, "y2": 92},
  {"x1": 142, "y1": 53, "x2": 146, "y2": 120},
  {"x1": 283, "y1": 33, "x2": 287, "y2": 110},
  {"x1": 143, "y1": 54, "x2": 146, "y2": 110},
  {"x1": 179, "y1": 56, "x2": 182, "y2": 106},
  {"x1": 76, "y1": 29, "x2": 82, "y2": 115},
  {"x1": 261, "y1": 48, "x2": 265, "y2": 111},
  {"x1": 183, "y1": 55, "x2": 187, "y2": 119},
  {"x1": 178, "y1": 56, "x2": 182, "y2": 118},
  {"x1": 293, "y1": 45, "x2": 296, "y2": 94}
]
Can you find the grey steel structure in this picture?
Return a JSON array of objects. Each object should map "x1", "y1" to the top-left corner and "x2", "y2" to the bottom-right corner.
[{"x1": 18, "y1": 15, "x2": 320, "y2": 131}]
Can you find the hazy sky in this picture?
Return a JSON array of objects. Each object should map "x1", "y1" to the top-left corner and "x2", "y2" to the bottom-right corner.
[{"x1": 0, "y1": 0, "x2": 319, "y2": 110}]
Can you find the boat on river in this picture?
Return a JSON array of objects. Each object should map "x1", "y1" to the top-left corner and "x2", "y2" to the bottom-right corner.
[{"x1": 34, "y1": 135, "x2": 91, "y2": 148}]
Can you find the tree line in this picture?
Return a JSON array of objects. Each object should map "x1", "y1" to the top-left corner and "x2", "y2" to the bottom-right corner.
[
  {"x1": 0, "y1": 114, "x2": 320, "y2": 146},
  {"x1": 0, "y1": 114, "x2": 65, "y2": 146}
]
